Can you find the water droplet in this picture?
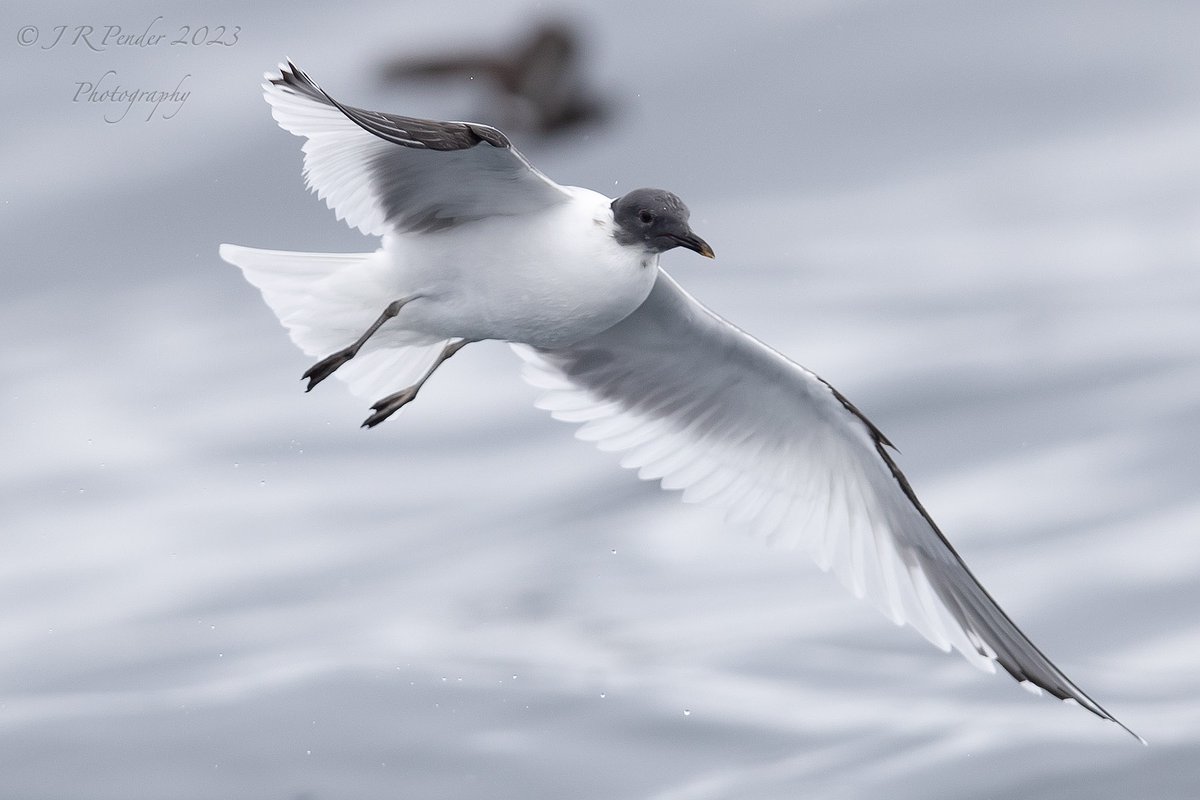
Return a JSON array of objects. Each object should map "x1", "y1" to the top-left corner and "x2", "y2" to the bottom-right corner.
[
  {"x1": 683, "y1": 709, "x2": 691, "y2": 717},
  {"x1": 599, "y1": 692, "x2": 606, "y2": 699}
]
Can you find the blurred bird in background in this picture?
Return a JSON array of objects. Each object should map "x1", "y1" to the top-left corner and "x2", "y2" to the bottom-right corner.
[{"x1": 380, "y1": 19, "x2": 609, "y2": 137}]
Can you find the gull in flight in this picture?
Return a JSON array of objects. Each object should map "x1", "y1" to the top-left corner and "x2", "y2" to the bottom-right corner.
[{"x1": 220, "y1": 61, "x2": 1140, "y2": 741}]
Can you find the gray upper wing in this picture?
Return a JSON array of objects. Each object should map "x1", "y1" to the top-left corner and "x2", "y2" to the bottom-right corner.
[
  {"x1": 516, "y1": 269, "x2": 1139, "y2": 741},
  {"x1": 264, "y1": 60, "x2": 571, "y2": 236}
]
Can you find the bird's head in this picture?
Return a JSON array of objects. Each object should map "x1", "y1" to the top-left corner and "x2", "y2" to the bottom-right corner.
[{"x1": 611, "y1": 188, "x2": 714, "y2": 259}]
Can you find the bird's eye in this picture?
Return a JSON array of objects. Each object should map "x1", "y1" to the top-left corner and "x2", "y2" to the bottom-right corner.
[{"x1": 638, "y1": 210, "x2": 654, "y2": 224}]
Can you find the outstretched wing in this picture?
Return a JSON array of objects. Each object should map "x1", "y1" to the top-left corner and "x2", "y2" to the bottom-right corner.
[
  {"x1": 263, "y1": 60, "x2": 571, "y2": 236},
  {"x1": 517, "y1": 269, "x2": 1139, "y2": 741}
]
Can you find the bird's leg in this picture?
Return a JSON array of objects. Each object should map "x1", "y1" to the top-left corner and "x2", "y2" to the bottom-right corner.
[
  {"x1": 362, "y1": 338, "x2": 476, "y2": 428},
  {"x1": 302, "y1": 297, "x2": 416, "y2": 392}
]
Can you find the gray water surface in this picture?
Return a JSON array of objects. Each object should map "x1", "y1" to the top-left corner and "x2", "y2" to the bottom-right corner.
[{"x1": 3, "y1": 1, "x2": 1198, "y2": 798}]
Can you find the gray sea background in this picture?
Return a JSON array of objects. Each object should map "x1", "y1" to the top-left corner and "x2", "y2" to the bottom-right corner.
[{"x1": 3, "y1": 1, "x2": 1198, "y2": 797}]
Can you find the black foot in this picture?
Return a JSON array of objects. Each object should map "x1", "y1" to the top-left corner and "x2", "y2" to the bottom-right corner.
[
  {"x1": 302, "y1": 347, "x2": 356, "y2": 392},
  {"x1": 361, "y1": 387, "x2": 419, "y2": 428}
]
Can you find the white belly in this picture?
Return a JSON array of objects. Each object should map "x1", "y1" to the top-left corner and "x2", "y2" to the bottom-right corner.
[{"x1": 382, "y1": 187, "x2": 657, "y2": 347}]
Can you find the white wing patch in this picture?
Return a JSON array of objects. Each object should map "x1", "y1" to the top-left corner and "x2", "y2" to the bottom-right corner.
[
  {"x1": 265, "y1": 74, "x2": 406, "y2": 237},
  {"x1": 261, "y1": 62, "x2": 570, "y2": 237},
  {"x1": 515, "y1": 269, "x2": 1139, "y2": 740},
  {"x1": 516, "y1": 342, "x2": 987, "y2": 669}
]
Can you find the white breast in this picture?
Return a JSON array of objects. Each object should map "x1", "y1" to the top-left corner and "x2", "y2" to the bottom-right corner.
[{"x1": 388, "y1": 187, "x2": 658, "y2": 347}]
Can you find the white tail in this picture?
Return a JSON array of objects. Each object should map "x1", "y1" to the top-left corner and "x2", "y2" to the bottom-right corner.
[{"x1": 219, "y1": 243, "x2": 449, "y2": 399}]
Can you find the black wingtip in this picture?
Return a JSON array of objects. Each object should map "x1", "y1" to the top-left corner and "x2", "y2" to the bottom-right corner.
[
  {"x1": 1079, "y1": 699, "x2": 1144, "y2": 744},
  {"x1": 271, "y1": 59, "x2": 330, "y2": 105},
  {"x1": 1113, "y1": 716, "x2": 1147, "y2": 746}
]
